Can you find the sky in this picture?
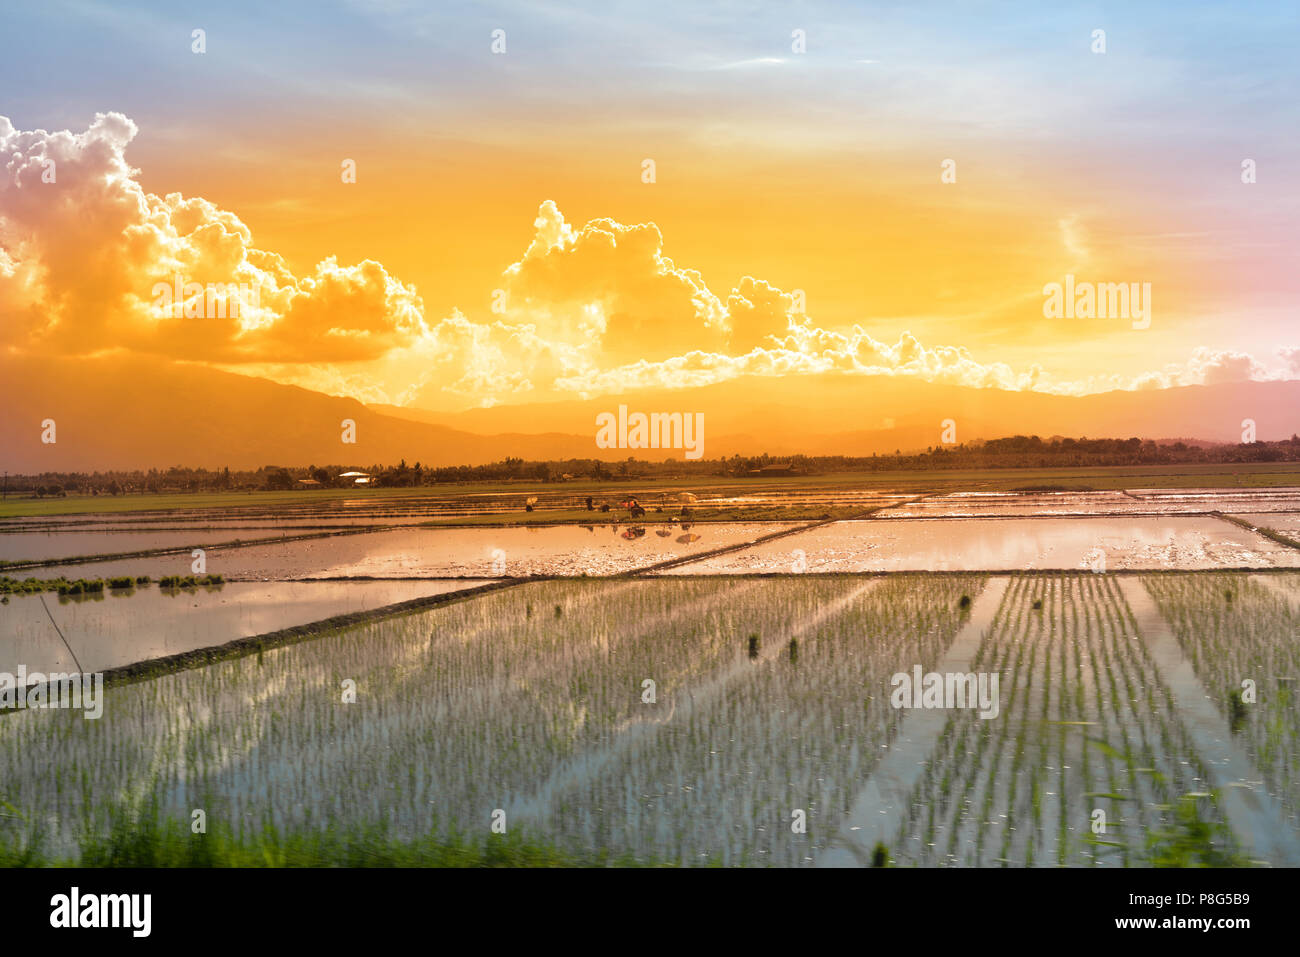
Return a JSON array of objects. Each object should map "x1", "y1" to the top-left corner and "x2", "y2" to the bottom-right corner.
[{"x1": 1, "y1": 0, "x2": 1297, "y2": 412}]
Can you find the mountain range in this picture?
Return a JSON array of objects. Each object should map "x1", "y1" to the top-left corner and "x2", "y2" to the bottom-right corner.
[{"x1": 2, "y1": 353, "x2": 1294, "y2": 471}]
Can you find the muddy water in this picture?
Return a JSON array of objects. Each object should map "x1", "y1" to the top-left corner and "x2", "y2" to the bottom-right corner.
[
  {"x1": 662, "y1": 516, "x2": 1300, "y2": 573},
  {"x1": 2, "y1": 519, "x2": 387, "y2": 532},
  {"x1": 1238, "y1": 512, "x2": 1300, "y2": 539},
  {"x1": 877, "y1": 491, "x2": 1139, "y2": 518},
  {"x1": 0, "y1": 529, "x2": 317, "y2": 563},
  {"x1": 0, "y1": 579, "x2": 486, "y2": 674},
  {"x1": 4, "y1": 523, "x2": 799, "y2": 581},
  {"x1": 1132, "y1": 488, "x2": 1300, "y2": 510},
  {"x1": 878, "y1": 489, "x2": 1300, "y2": 518},
  {"x1": 817, "y1": 577, "x2": 1006, "y2": 867},
  {"x1": 1117, "y1": 578, "x2": 1300, "y2": 866}
]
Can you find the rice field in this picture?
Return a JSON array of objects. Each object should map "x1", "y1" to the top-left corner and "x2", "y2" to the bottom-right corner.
[
  {"x1": 885, "y1": 574, "x2": 1231, "y2": 867},
  {"x1": 1142, "y1": 573, "x2": 1300, "y2": 831},
  {"x1": 659, "y1": 516, "x2": 1300, "y2": 573},
  {"x1": 877, "y1": 488, "x2": 1300, "y2": 518},
  {"x1": 0, "y1": 576, "x2": 983, "y2": 863},
  {"x1": 3, "y1": 484, "x2": 1300, "y2": 867},
  {"x1": 0, "y1": 579, "x2": 487, "y2": 673},
  {"x1": 2, "y1": 522, "x2": 798, "y2": 581},
  {"x1": 4, "y1": 567, "x2": 1297, "y2": 866}
]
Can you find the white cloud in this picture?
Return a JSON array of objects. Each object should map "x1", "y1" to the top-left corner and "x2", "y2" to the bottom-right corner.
[{"x1": 2, "y1": 113, "x2": 1295, "y2": 411}]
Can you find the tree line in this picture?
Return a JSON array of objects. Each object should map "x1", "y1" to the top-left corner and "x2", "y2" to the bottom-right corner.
[{"x1": 5, "y1": 435, "x2": 1299, "y2": 497}]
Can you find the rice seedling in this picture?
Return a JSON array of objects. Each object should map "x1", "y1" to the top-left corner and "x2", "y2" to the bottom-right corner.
[
  {"x1": 1143, "y1": 573, "x2": 1300, "y2": 830},
  {"x1": 888, "y1": 573, "x2": 1231, "y2": 867},
  {"x1": 1, "y1": 568, "x2": 1280, "y2": 867},
  {"x1": 0, "y1": 574, "x2": 983, "y2": 866}
]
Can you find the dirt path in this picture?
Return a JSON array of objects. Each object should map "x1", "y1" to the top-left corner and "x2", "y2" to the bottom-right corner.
[
  {"x1": 1116, "y1": 577, "x2": 1300, "y2": 865},
  {"x1": 816, "y1": 576, "x2": 1009, "y2": 867}
]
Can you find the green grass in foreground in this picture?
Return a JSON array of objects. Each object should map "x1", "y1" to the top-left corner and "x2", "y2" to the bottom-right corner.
[
  {"x1": 0, "y1": 799, "x2": 1239, "y2": 867},
  {"x1": 0, "y1": 806, "x2": 675, "y2": 868}
]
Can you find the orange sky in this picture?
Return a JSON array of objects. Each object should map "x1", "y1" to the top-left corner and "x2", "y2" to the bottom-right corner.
[{"x1": 2, "y1": 1, "x2": 1296, "y2": 418}]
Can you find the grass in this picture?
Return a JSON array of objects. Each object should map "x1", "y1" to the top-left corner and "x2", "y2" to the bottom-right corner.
[
  {"x1": 0, "y1": 574, "x2": 186, "y2": 597},
  {"x1": 1147, "y1": 793, "x2": 1249, "y2": 868},
  {"x1": 0, "y1": 802, "x2": 672, "y2": 867},
  {"x1": 0, "y1": 575, "x2": 111, "y2": 597},
  {"x1": 1215, "y1": 512, "x2": 1300, "y2": 551}
]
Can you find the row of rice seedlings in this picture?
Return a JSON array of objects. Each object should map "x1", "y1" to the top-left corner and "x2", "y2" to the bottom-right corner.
[
  {"x1": 889, "y1": 573, "x2": 1226, "y2": 867},
  {"x1": 0, "y1": 575, "x2": 155, "y2": 601},
  {"x1": 1143, "y1": 573, "x2": 1300, "y2": 829},
  {"x1": 541, "y1": 574, "x2": 987, "y2": 865},
  {"x1": 0, "y1": 578, "x2": 844, "y2": 857},
  {"x1": 5, "y1": 574, "x2": 961, "y2": 858},
  {"x1": 1069, "y1": 574, "x2": 1222, "y2": 864},
  {"x1": 156, "y1": 574, "x2": 225, "y2": 589}
]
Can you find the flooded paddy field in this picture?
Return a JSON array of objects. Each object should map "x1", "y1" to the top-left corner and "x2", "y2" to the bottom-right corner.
[
  {"x1": 2, "y1": 485, "x2": 1298, "y2": 866},
  {"x1": 1129, "y1": 487, "x2": 1300, "y2": 512},
  {"x1": 878, "y1": 573, "x2": 1300, "y2": 867},
  {"x1": 2, "y1": 572, "x2": 1295, "y2": 867},
  {"x1": 0, "y1": 527, "x2": 352, "y2": 564},
  {"x1": 2, "y1": 522, "x2": 797, "y2": 581},
  {"x1": 1142, "y1": 574, "x2": 1300, "y2": 834},
  {"x1": 659, "y1": 516, "x2": 1300, "y2": 574},
  {"x1": 0, "y1": 579, "x2": 488, "y2": 674},
  {"x1": 876, "y1": 487, "x2": 1300, "y2": 518},
  {"x1": 0, "y1": 517, "x2": 393, "y2": 533},
  {"x1": 1236, "y1": 511, "x2": 1300, "y2": 540}
]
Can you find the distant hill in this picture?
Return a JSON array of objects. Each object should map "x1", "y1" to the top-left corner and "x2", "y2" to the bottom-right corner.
[
  {"x1": 377, "y1": 375, "x2": 1300, "y2": 456},
  {"x1": 0, "y1": 355, "x2": 595, "y2": 471},
  {"x1": 3, "y1": 353, "x2": 1295, "y2": 471}
]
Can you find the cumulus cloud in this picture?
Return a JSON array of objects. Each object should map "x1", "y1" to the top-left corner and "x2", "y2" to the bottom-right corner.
[
  {"x1": 0, "y1": 112, "x2": 426, "y2": 362},
  {"x1": 500, "y1": 199, "x2": 727, "y2": 363},
  {"x1": 2, "y1": 112, "x2": 1296, "y2": 410},
  {"x1": 1276, "y1": 346, "x2": 1300, "y2": 377}
]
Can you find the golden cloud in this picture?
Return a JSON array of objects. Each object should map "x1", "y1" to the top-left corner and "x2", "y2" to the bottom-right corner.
[{"x1": 3, "y1": 115, "x2": 1294, "y2": 409}]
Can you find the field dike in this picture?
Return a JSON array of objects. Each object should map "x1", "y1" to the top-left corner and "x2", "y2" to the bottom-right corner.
[
  {"x1": 816, "y1": 576, "x2": 1007, "y2": 867},
  {"x1": 1117, "y1": 577, "x2": 1300, "y2": 866},
  {"x1": 13, "y1": 579, "x2": 517, "y2": 698},
  {"x1": 504, "y1": 578, "x2": 882, "y2": 831},
  {"x1": 630, "y1": 494, "x2": 936, "y2": 575},
  {"x1": 0, "y1": 524, "x2": 394, "y2": 572},
  {"x1": 1213, "y1": 511, "x2": 1300, "y2": 552}
]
